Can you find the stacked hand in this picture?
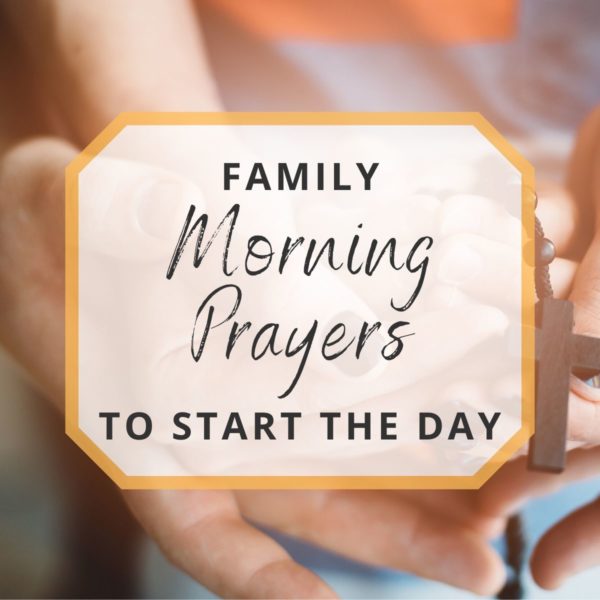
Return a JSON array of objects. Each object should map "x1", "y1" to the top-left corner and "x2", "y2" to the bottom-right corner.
[
  {"x1": 0, "y1": 1, "x2": 598, "y2": 597},
  {"x1": 480, "y1": 107, "x2": 600, "y2": 590}
]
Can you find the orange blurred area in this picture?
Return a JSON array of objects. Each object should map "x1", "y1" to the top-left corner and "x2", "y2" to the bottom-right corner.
[
  {"x1": 203, "y1": 0, "x2": 517, "y2": 43},
  {"x1": 1, "y1": 0, "x2": 600, "y2": 598}
]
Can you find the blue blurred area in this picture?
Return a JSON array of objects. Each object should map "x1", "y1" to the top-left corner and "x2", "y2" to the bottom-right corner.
[
  {"x1": 271, "y1": 478, "x2": 600, "y2": 598},
  {"x1": 142, "y1": 477, "x2": 600, "y2": 599}
]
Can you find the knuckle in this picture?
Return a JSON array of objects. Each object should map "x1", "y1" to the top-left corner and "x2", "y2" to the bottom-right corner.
[{"x1": 0, "y1": 136, "x2": 75, "y2": 205}]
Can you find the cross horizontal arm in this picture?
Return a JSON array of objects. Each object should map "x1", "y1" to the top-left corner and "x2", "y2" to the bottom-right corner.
[
  {"x1": 571, "y1": 333, "x2": 600, "y2": 379},
  {"x1": 529, "y1": 298, "x2": 573, "y2": 473}
]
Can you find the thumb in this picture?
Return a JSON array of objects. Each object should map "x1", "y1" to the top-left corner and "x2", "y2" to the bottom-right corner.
[
  {"x1": 570, "y1": 235, "x2": 600, "y2": 338},
  {"x1": 565, "y1": 107, "x2": 600, "y2": 443},
  {"x1": 569, "y1": 115, "x2": 600, "y2": 348},
  {"x1": 567, "y1": 131, "x2": 600, "y2": 442},
  {"x1": 0, "y1": 137, "x2": 75, "y2": 405},
  {"x1": 567, "y1": 107, "x2": 600, "y2": 258},
  {"x1": 567, "y1": 234, "x2": 600, "y2": 444},
  {"x1": 3, "y1": 0, "x2": 221, "y2": 144},
  {"x1": 76, "y1": 154, "x2": 205, "y2": 260}
]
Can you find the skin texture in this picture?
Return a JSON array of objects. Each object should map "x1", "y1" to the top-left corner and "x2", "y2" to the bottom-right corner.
[
  {"x1": 0, "y1": 1, "x2": 598, "y2": 596},
  {"x1": 480, "y1": 447, "x2": 600, "y2": 589},
  {"x1": 481, "y1": 107, "x2": 600, "y2": 590}
]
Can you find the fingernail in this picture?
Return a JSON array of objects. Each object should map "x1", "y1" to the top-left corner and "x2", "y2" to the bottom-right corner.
[
  {"x1": 324, "y1": 311, "x2": 384, "y2": 377},
  {"x1": 438, "y1": 242, "x2": 483, "y2": 285},
  {"x1": 585, "y1": 375, "x2": 600, "y2": 389},
  {"x1": 571, "y1": 374, "x2": 600, "y2": 402},
  {"x1": 440, "y1": 196, "x2": 484, "y2": 236},
  {"x1": 136, "y1": 179, "x2": 201, "y2": 240},
  {"x1": 425, "y1": 283, "x2": 469, "y2": 309}
]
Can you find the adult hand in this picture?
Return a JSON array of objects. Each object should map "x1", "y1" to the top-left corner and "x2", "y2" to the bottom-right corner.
[
  {"x1": 533, "y1": 105, "x2": 600, "y2": 447},
  {"x1": 479, "y1": 107, "x2": 600, "y2": 591},
  {"x1": 564, "y1": 106, "x2": 600, "y2": 446},
  {"x1": 480, "y1": 447, "x2": 600, "y2": 590},
  {"x1": 0, "y1": 139, "x2": 506, "y2": 597},
  {"x1": 0, "y1": 1, "x2": 509, "y2": 596}
]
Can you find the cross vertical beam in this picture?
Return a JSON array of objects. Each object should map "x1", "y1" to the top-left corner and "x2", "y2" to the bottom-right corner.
[{"x1": 529, "y1": 299, "x2": 573, "y2": 473}]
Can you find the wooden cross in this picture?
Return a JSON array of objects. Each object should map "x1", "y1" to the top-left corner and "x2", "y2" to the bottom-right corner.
[{"x1": 529, "y1": 298, "x2": 600, "y2": 472}]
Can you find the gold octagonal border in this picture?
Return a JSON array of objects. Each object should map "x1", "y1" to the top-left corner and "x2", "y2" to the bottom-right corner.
[{"x1": 65, "y1": 112, "x2": 535, "y2": 490}]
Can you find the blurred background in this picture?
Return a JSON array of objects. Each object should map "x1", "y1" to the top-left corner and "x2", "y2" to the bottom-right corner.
[{"x1": 1, "y1": 0, "x2": 599, "y2": 598}]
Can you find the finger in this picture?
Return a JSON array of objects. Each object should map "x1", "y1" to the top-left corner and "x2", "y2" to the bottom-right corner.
[
  {"x1": 549, "y1": 257, "x2": 578, "y2": 299},
  {"x1": 437, "y1": 188, "x2": 577, "y2": 256},
  {"x1": 568, "y1": 234, "x2": 600, "y2": 446},
  {"x1": 3, "y1": 0, "x2": 220, "y2": 144},
  {"x1": 237, "y1": 490, "x2": 506, "y2": 596},
  {"x1": 0, "y1": 137, "x2": 77, "y2": 404},
  {"x1": 436, "y1": 232, "x2": 520, "y2": 308},
  {"x1": 567, "y1": 107, "x2": 600, "y2": 230},
  {"x1": 438, "y1": 196, "x2": 578, "y2": 299},
  {"x1": 125, "y1": 490, "x2": 336, "y2": 599},
  {"x1": 438, "y1": 193, "x2": 521, "y2": 246},
  {"x1": 436, "y1": 235, "x2": 575, "y2": 306},
  {"x1": 77, "y1": 155, "x2": 204, "y2": 260},
  {"x1": 371, "y1": 303, "x2": 508, "y2": 395},
  {"x1": 478, "y1": 447, "x2": 600, "y2": 518},
  {"x1": 536, "y1": 182, "x2": 578, "y2": 256},
  {"x1": 570, "y1": 234, "x2": 600, "y2": 337},
  {"x1": 530, "y1": 496, "x2": 600, "y2": 590},
  {"x1": 397, "y1": 490, "x2": 508, "y2": 539},
  {"x1": 569, "y1": 377, "x2": 600, "y2": 444}
]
